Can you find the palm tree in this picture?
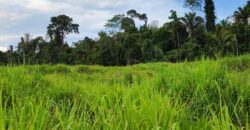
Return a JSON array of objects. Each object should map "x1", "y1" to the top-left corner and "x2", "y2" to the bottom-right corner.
[
  {"x1": 215, "y1": 27, "x2": 238, "y2": 55},
  {"x1": 234, "y1": 4, "x2": 249, "y2": 24},
  {"x1": 168, "y1": 10, "x2": 185, "y2": 49},
  {"x1": 17, "y1": 33, "x2": 31, "y2": 65},
  {"x1": 181, "y1": 13, "x2": 205, "y2": 38}
]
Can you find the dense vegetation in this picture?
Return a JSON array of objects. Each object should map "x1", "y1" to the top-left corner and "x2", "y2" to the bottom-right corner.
[
  {"x1": 0, "y1": 0, "x2": 249, "y2": 129},
  {"x1": 0, "y1": 0, "x2": 249, "y2": 66},
  {"x1": 0, "y1": 55, "x2": 249, "y2": 129}
]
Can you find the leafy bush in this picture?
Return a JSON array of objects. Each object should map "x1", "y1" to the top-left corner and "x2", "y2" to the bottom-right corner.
[
  {"x1": 222, "y1": 56, "x2": 250, "y2": 71},
  {"x1": 53, "y1": 65, "x2": 71, "y2": 74},
  {"x1": 124, "y1": 73, "x2": 133, "y2": 85}
]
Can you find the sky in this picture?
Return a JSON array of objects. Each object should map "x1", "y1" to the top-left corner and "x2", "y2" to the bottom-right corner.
[{"x1": 0, "y1": 0, "x2": 247, "y2": 51}]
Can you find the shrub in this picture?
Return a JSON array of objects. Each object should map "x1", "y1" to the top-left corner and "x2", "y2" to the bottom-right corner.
[
  {"x1": 53, "y1": 65, "x2": 71, "y2": 74},
  {"x1": 124, "y1": 73, "x2": 133, "y2": 85}
]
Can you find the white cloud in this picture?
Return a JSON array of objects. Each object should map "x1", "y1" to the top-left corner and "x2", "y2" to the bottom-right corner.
[
  {"x1": 0, "y1": 12, "x2": 28, "y2": 22},
  {"x1": 5, "y1": 0, "x2": 66, "y2": 12},
  {"x1": 25, "y1": 0, "x2": 63, "y2": 12},
  {"x1": 52, "y1": 0, "x2": 131, "y2": 9},
  {"x1": 0, "y1": 34, "x2": 19, "y2": 51},
  {"x1": 0, "y1": 47, "x2": 8, "y2": 52},
  {"x1": 0, "y1": 34, "x2": 20, "y2": 42}
]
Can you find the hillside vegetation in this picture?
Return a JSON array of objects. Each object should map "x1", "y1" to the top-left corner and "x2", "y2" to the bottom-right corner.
[{"x1": 0, "y1": 55, "x2": 249, "y2": 129}]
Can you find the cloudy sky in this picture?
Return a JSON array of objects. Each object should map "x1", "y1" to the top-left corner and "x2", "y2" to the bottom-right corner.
[{"x1": 0, "y1": 0, "x2": 247, "y2": 51}]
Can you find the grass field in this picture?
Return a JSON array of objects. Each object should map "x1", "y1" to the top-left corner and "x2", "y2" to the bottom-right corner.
[{"x1": 0, "y1": 55, "x2": 249, "y2": 130}]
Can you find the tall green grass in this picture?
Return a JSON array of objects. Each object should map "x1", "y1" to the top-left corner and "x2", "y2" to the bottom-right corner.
[{"x1": 0, "y1": 55, "x2": 249, "y2": 129}]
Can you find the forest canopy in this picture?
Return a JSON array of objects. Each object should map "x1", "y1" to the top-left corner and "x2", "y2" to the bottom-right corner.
[{"x1": 0, "y1": 0, "x2": 249, "y2": 66}]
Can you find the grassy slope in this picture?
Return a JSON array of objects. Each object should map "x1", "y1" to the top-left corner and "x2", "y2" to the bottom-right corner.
[{"x1": 0, "y1": 55, "x2": 249, "y2": 130}]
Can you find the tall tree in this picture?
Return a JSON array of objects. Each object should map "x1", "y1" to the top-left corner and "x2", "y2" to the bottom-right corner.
[
  {"x1": 121, "y1": 17, "x2": 137, "y2": 33},
  {"x1": 184, "y1": 0, "x2": 203, "y2": 11},
  {"x1": 127, "y1": 9, "x2": 148, "y2": 27},
  {"x1": 215, "y1": 26, "x2": 238, "y2": 55},
  {"x1": 181, "y1": 13, "x2": 205, "y2": 38},
  {"x1": 204, "y1": 0, "x2": 216, "y2": 32},
  {"x1": 74, "y1": 37, "x2": 98, "y2": 64},
  {"x1": 234, "y1": 5, "x2": 250, "y2": 24},
  {"x1": 168, "y1": 10, "x2": 187, "y2": 49},
  {"x1": 17, "y1": 33, "x2": 31, "y2": 65},
  {"x1": 185, "y1": 0, "x2": 216, "y2": 32},
  {"x1": 105, "y1": 14, "x2": 125, "y2": 34},
  {"x1": 47, "y1": 15, "x2": 79, "y2": 45}
]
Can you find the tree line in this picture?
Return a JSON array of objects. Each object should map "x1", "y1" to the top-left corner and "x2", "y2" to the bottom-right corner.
[{"x1": 0, "y1": 0, "x2": 249, "y2": 66}]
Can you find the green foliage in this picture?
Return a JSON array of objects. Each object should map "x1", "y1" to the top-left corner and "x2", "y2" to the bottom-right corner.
[
  {"x1": 0, "y1": 2, "x2": 250, "y2": 129},
  {"x1": 184, "y1": 0, "x2": 203, "y2": 11},
  {"x1": 47, "y1": 15, "x2": 79, "y2": 45},
  {"x1": 54, "y1": 64, "x2": 71, "y2": 74},
  {"x1": 234, "y1": 3, "x2": 250, "y2": 24},
  {"x1": 180, "y1": 12, "x2": 205, "y2": 38},
  {"x1": 124, "y1": 73, "x2": 134, "y2": 85},
  {"x1": 182, "y1": 39, "x2": 200, "y2": 60},
  {"x1": 0, "y1": 55, "x2": 249, "y2": 129},
  {"x1": 221, "y1": 55, "x2": 250, "y2": 71},
  {"x1": 76, "y1": 66, "x2": 103, "y2": 74},
  {"x1": 121, "y1": 17, "x2": 137, "y2": 33},
  {"x1": 1, "y1": 1, "x2": 250, "y2": 66},
  {"x1": 0, "y1": 51, "x2": 7, "y2": 65},
  {"x1": 204, "y1": 0, "x2": 216, "y2": 32}
]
